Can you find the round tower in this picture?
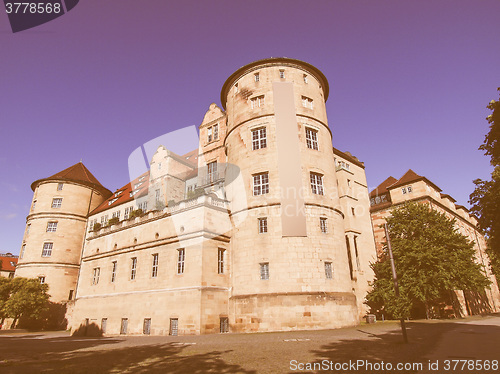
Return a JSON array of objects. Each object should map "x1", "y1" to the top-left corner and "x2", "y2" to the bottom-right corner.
[
  {"x1": 16, "y1": 162, "x2": 111, "y2": 302},
  {"x1": 221, "y1": 58, "x2": 358, "y2": 332}
]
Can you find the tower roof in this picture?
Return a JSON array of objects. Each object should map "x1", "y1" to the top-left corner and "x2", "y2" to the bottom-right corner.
[
  {"x1": 220, "y1": 57, "x2": 329, "y2": 109},
  {"x1": 31, "y1": 162, "x2": 112, "y2": 197}
]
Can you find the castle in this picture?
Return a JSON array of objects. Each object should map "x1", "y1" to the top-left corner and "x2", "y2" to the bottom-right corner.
[{"x1": 14, "y1": 58, "x2": 499, "y2": 335}]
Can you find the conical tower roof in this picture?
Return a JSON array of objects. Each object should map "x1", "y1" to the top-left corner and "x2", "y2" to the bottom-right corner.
[{"x1": 31, "y1": 162, "x2": 112, "y2": 197}]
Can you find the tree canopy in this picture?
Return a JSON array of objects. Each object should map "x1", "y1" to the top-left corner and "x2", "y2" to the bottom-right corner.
[
  {"x1": 470, "y1": 88, "x2": 500, "y2": 279},
  {"x1": 366, "y1": 202, "x2": 490, "y2": 319},
  {"x1": 1, "y1": 277, "x2": 50, "y2": 328}
]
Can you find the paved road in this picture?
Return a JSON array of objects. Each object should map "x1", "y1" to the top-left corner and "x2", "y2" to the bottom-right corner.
[{"x1": 0, "y1": 316, "x2": 499, "y2": 373}]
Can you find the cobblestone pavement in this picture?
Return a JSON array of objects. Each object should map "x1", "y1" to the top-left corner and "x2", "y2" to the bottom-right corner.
[{"x1": 1, "y1": 315, "x2": 499, "y2": 373}]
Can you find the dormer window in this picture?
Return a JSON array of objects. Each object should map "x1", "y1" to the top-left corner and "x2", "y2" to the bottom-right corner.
[
  {"x1": 134, "y1": 182, "x2": 143, "y2": 189},
  {"x1": 139, "y1": 176, "x2": 145, "y2": 182},
  {"x1": 114, "y1": 190, "x2": 123, "y2": 198},
  {"x1": 108, "y1": 198, "x2": 118, "y2": 205},
  {"x1": 130, "y1": 190, "x2": 139, "y2": 197}
]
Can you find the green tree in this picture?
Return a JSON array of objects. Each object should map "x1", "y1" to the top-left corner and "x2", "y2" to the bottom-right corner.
[
  {"x1": 366, "y1": 202, "x2": 491, "y2": 319},
  {"x1": 3, "y1": 277, "x2": 50, "y2": 328},
  {"x1": 470, "y1": 88, "x2": 500, "y2": 279},
  {"x1": 0, "y1": 277, "x2": 12, "y2": 326}
]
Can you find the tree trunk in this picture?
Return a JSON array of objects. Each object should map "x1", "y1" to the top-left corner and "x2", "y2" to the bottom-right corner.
[
  {"x1": 425, "y1": 302, "x2": 431, "y2": 319},
  {"x1": 10, "y1": 317, "x2": 18, "y2": 329}
]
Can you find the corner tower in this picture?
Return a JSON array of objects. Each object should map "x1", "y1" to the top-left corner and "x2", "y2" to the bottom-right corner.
[
  {"x1": 222, "y1": 58, "x2": 361, "y2": 332},
  {"x1": 16, "y1": 162, "x2": 111, "y2": 302}
]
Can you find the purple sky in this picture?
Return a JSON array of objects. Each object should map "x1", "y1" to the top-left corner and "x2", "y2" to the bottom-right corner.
[{"x1": 1, "y1": 0, "x2": 499, "y2": 255}]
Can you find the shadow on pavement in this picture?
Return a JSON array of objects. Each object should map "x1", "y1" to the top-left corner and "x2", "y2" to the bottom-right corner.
[{"x1": 0, "y1": 334, "x2": 256, "y2": 374}]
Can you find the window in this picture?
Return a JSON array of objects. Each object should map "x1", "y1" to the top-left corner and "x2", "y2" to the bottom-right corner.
[
  {"x1": 130, "y1": 257, "x2": 137, "y2": 280},
  {"x1": 134, "y1": 182, "x2": 143, "y2": 189},
  {"x1": 407, "y1": 185, "x2": 413, "y2": 193},
  {"x1": 305, "y1": 128, "x2": 319, "y2": 150},
  {"x1": 57, "y1": 183, "x2": 63, "y2": 191},
  {"x1": 253, "y1": 173, "x2": 269, "y2": 195},
  {"x1": 303, "y1": 74, "x2": 308, "y2": 83},
  {"x1": 177, "y1": 248, "x2": 185, "y2": 274},
  {"x1": 258, "y1": 217, "x2": 268, "y2": 234},
  {"x1": 138, "y1": 201, "x2": 148, "y2": 212},
  {"x1": 51, "y1": 198, "x2": 62, "y2": 208},
  {"x1": 89, "y1": 219, "x2": 96, "y2": 231},
  {"x1": 46, "y1": 222, "x2": 58, "y2": 232},
  {"x1": 254, "y1": 73, "x2": 260, "y2": 82},
  {"x1": 325, "y1": 262, "x2": 333, "y2": 279},
  {"x1": 250, "y1": 95, "x2": 265, "y2": 109},
  {"x1": 353, "y1": 236, "x2": 361, "y2": 271},
  {"x1": 169, "y1": 318, "x2": 178, "y2": 336},
  {"x1": 42, "y1": 242, "x2": 53, "y2": 257},
  {"x1": 39, "y1": 276, "x2": 45, "y2": 284},
  {"x1": 114, "y1": 190, "x2": 123, "y2": 198},
  {"x1": 234, "y1": 83, "x2": 238, "y2": 93},
  {"x1": 279, "y1": 69, "x2": 285, "y2": 79},
  {"x1": 351, "y1": 207, "x2": 355, "y2": 216},
  {"x1": 402, "y1": 187, "x2": 406, "y2": 194},
  {"x1": 124, "y1": 207, "x2": 131, "y2": 219},
  {"x1": 8, "y1": 273, "x2": 14, "y2": 279},
  {"x1": 120, "y1": 318, "x2": 128, "y2": 335},
  {"x1": 218, "y1": 248, "x2": 225, "y2": 274},
  {"x1": 101, "y1": 215, "x2": 108, "y2": 225},
  {"x1": 32, "y1": 200, "x2": 36, "y2": 210},
  {"x1": 220, "y1": 317, "x2": 229, "y2": 333},
  {"x1": 208, "y1": 127, "x2": 213, "y2": 142},
  {"x1": 158, "y1": 162, "x2": 162, "y2": 170},
  {"x1": 320, "y1": 217, "x2": 327, "y2": 233},
  {"x1": 347, "y1": 179, "x2": 351, "y2": 187},
  {"x1": 26, "y1": 224, "x2": 31, "y2": 235},
  {"x1": 152, "y1": 254, "x2": 159, "y2": 278},
  {"x1": 208, "y1": 161, "x2": 217, "y2": 183},
  {"x1": 139, "y1": 176, "x2": 145, "y2": 182},
  {"x1": 346, "y1": 236, "x2": 354, "y2": 280},
  {"x1": 20, "y1": 244, "x2": 26, "y2": 259},
  {"x1": 143, "y1": 318, "x2": 151, "y2": 335},
  {"x1": 101, "y1": 318, "x2": 107, "y2": 334},
  {"x1": 301, "y1": 96, "x2": 313, "y2": 109},
  {"x1": 260, "y1": 263, "x2": 269, "y2": 280},
  {"x1": 108, "y1": 198, "x2": 118, "y2": 205},
  {"x1": 111, "y1": 261, "x2": 117, "y2": 282},
  {"x1": 112, "y1": 211, "x2": 120, "y2": 220},
  {"x1": 252, "y1": 127, "x2": 267, "y2": 150},
  {"x1": 337, "y1": 161, "x2": 350, "y2": 171},
  {"x1": 213, "y1": 124, "x2": 219, "y2": 140},
  {"x1": 68, "y1": 290, "x2": 74, "y2": 300},
  {"x1": 92, "y1": 267, "x2": 100, "y2": 285},
  {"x1": 310, "y1": 173, "x2": 324, "y2": 195}
]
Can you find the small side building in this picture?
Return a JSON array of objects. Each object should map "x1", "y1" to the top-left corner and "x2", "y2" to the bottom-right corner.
[
  {"x1": 369, "y1": 169, "x2": 500, "y2": 316},
  {"x1": 0, "y1": 253, "x2": 18, "y2": 279}
]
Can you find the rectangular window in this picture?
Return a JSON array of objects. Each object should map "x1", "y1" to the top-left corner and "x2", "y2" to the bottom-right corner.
[
  {"x1": 101, "y1": 215, "x2": 108, "y2": 225},
  {"x1": 207, "y1": 127, "x2": 213, "y2": 142},
  {"x1": 143, "y1": 318, "x2": 152, "y2": 335},
  {"x1": 130, "y1": 257, "x2": 137, "y2": 280},
  {"x1": 57, "y1": 183, "x2": 64, "y2": 191},
  {"x1": 111, "y1": 261, "x2": 117, "y2": 282},
  {"x1": 218, "y1": 248, "x2": 225, "y2": 274},
  {"x1": 89, "y1": 219, "x2": 95, "y2": 231},
  {"x1": 253, "y1": 172, "x2": 269, "y2": 195},
  {"x1": 301, "y1": 96, "x2": 313, "y2": 109},
  {"x1": 351, "y1": 207, "x2": 355, "y2": 216},
  {"x1": 305, "y1": 128, "x2": 319, "y2": 150},
  {"x1": 92, "y1": 267, "x2": 100, "y2": 285},
  {"x1": 20, "y1": 244, "x2": 26, "y2": 259},
  {"x1": 325, "y1": 262, "x2": 333, "y2": 279},
  {"x1": 177, "y1": 248, "x2": 185, "y2": 274},
  {"x1": 152, "y1": 254, "x2": 159, "y2": 278},
  {"x1": 337, "y1": 161, "x2": 350, "y2": 171},
  {"x1": 51, "y1": 198, "x2": 62, "y2": 208},
  {"x1": 250, "y1": 95, "x2": 265, "y2": 109},
  {"x1": 101, "y1": 318, "x2": 107, "y2": 334},
  {"x1": 47, "y1": 221, "x2": 59, "y2": 233},
  {"x1": 208, "y1": 161, "x2": 217, "y2": 183},
  {"x1": 26, "y1": 224, "x2": 31, "y2": 235},
  {"x1": 402, "y1": 187, "x2": 407, "y2": 194},
  {"x1": 303, "y1": 74, "x2": 308, "y2": 83},
  {"x1": 258, "y1": 217, "x2": 268, "y2": 234},
  {"x1": 39, "y1": 276, "x2": 45, "y2": 284},
  {"x1": 407, "y1": 185, "x2": 413, "y2": 193},
  {"x1": 169, "y1": 318, "x2": 178, "y2": 336},
  {"x1": 260, "y1": 262, "x2": 269, "y2": 280},
  {"x1": 124, "y1": 207, "x2": 130, "y2": 219},
  {"x1": 354, "y1": 236, "x2": 361, "y2": 271},
  {"x1": 112, "y1": 211, "x2": 121, "y2": 219},
  {"x1": 42, "y1": 242, "x2": 53, "y2": 257},
  {"x1": 213, "y1": 124, "x2": 219, "y2": 140},
  {"x1": 220, "y1": 317, "x2": 229, "y2": 333},
  {"x1": 254, "y1": 73, "x2": 260, "y2": 82},
  {"x1": 346, "y1": 236, "x2": 354, "y2": 280},
  {"x1": 32, "y1": 200, "x2": 36, "y2": 210},
  {"x1": 120, "y1": 318, "x2": 128, "y2": 335},
  {"x1": 252, "y1": 127, "x2": 267, "y2": 150},
  {"x1": 310, "y1": 173, "x2": 324, "y2": 195},
  {"x1": 320, "y1": 217, "x2": 327, "y2": 233},
  {"x1": 155, "y1": 189, "x2": 161, "y2": 202},
  {"x1": 68, "y1": 290, "x2": 74, "y2": 300},
  {"x1": 279, "y1": 69, "x2": 285, "y2": 79}
]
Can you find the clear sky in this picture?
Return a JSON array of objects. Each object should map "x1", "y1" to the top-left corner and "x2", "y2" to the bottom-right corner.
[{"x1": 1, "y1": 0, "x2": 499, "y2": 255}]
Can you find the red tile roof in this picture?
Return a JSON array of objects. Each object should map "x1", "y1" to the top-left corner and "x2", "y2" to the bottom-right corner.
[
  {"x1": 389, "y1": 169, "x2": 442, "y2": 192},
  {"x1": 31, "y1": 162, "x2": 112, "y2": 197},
  {"x1": 182, "y1": 149, "x2": 199, "y2": 166},
  {"x1": 90, "y1": 171, "x2": 150, "y2": 215},
  {"x1": 370, "y1": 176, "x2": 397, "y2": 198},
  {"x1": 0, "y1": 255, "x2": 18, "y2": 272}
]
